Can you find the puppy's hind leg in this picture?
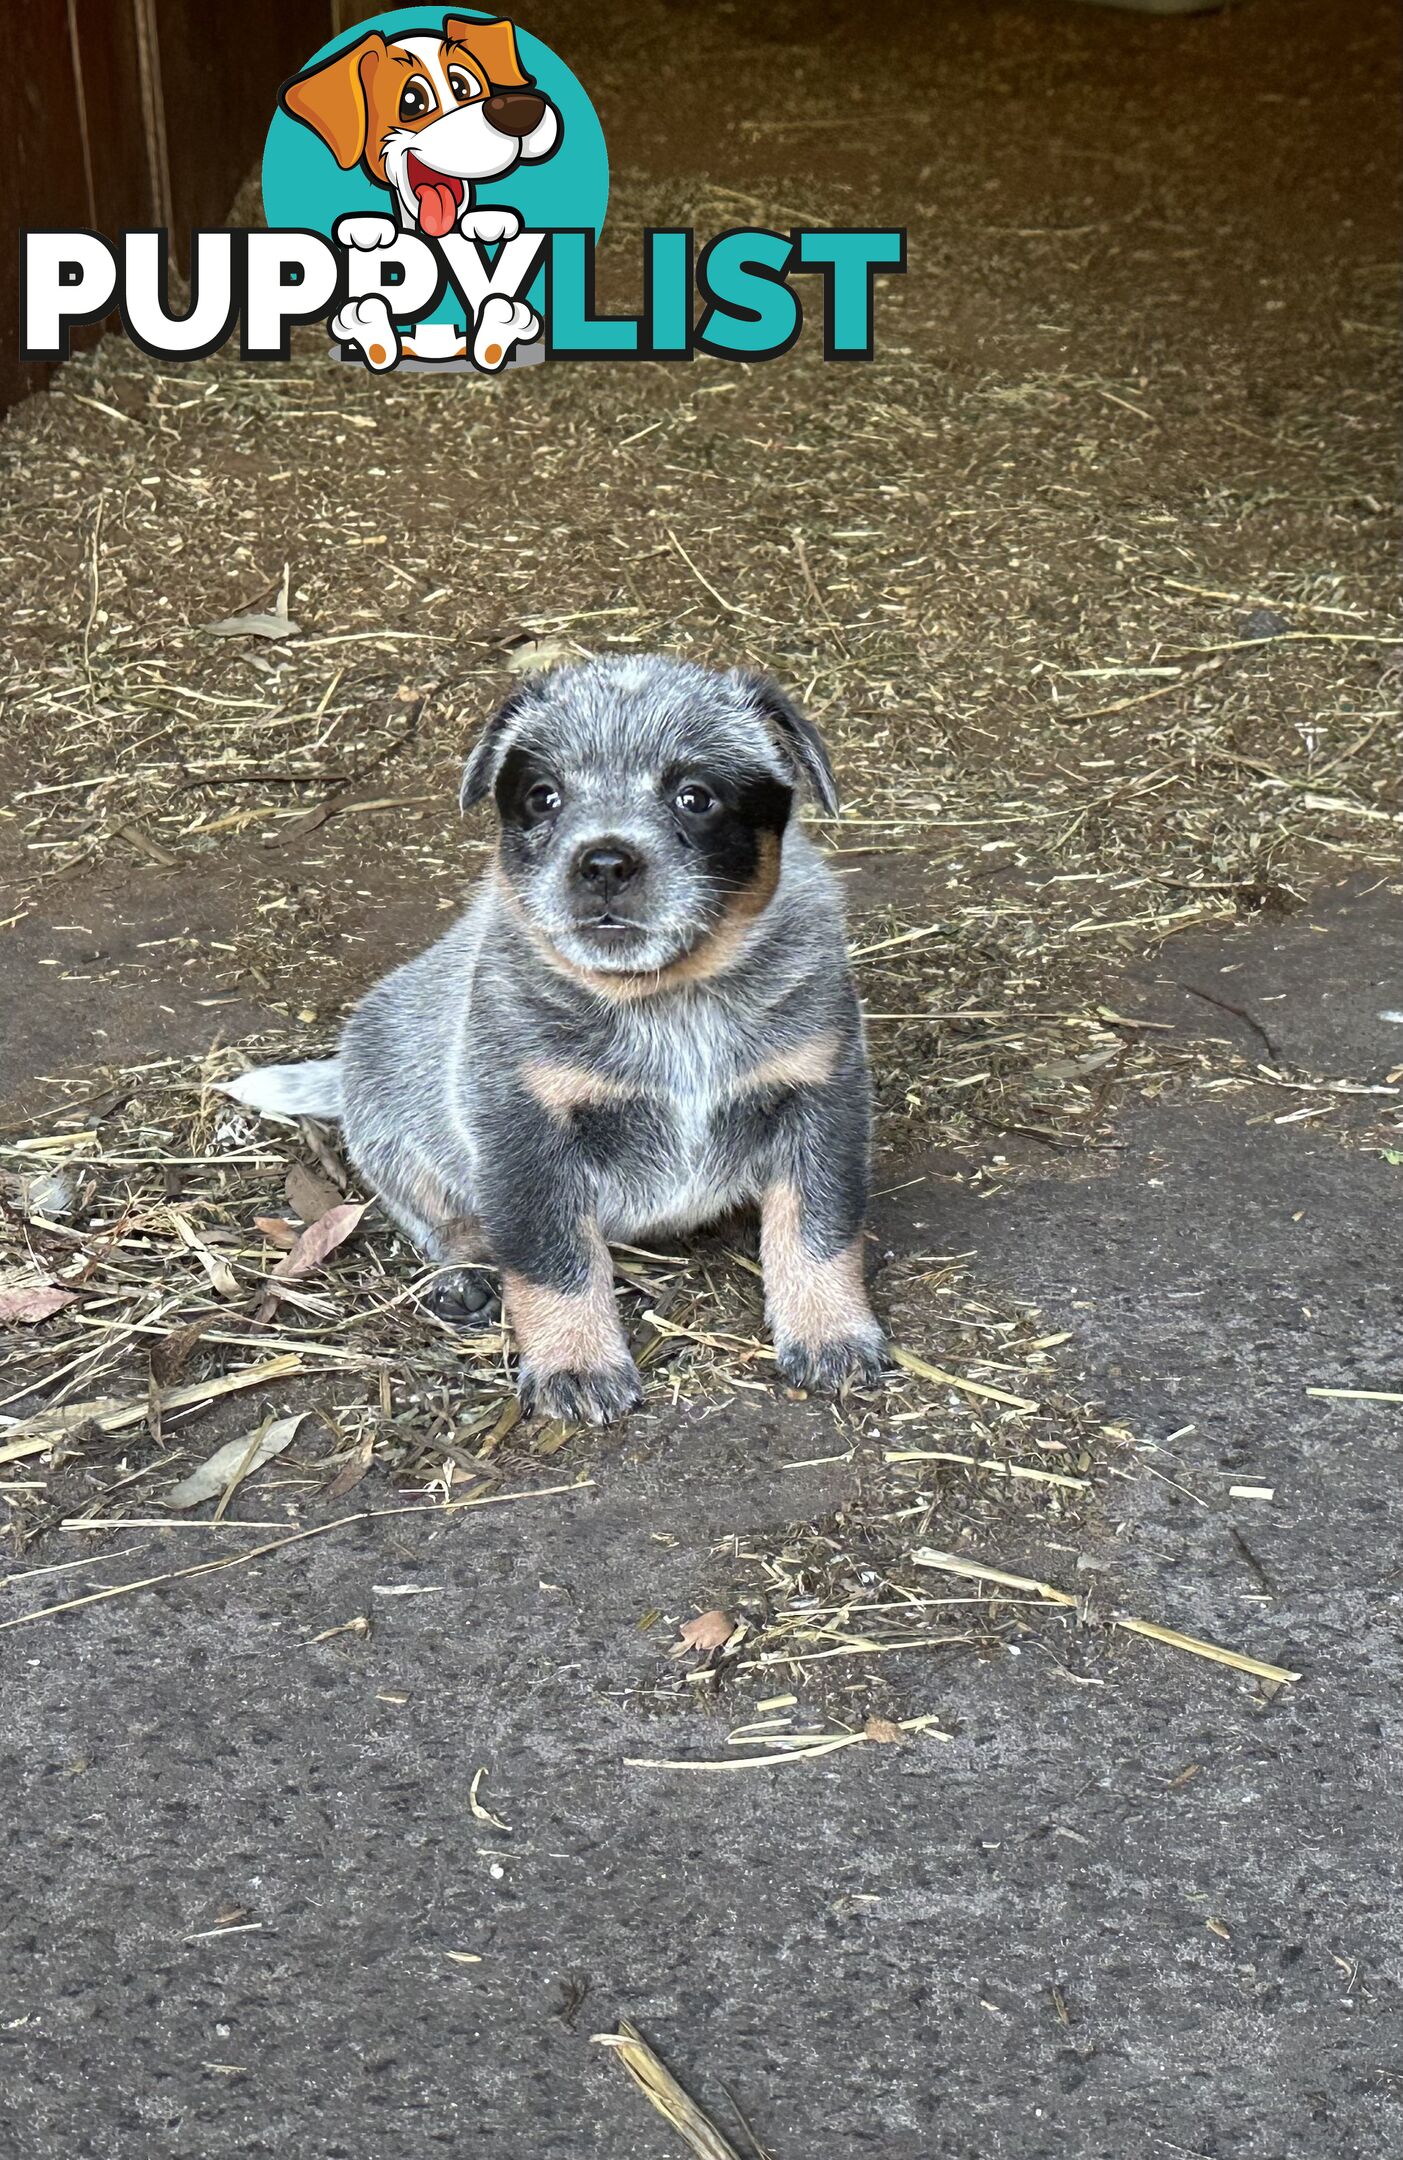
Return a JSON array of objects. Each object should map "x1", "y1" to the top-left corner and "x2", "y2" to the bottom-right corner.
[
  {"x1": 351, "y1": 1135, "x2": 500, "y2": 1332},
  {"x1": 421, "y1": 1218, "x2": 501, "y2": 1333}
]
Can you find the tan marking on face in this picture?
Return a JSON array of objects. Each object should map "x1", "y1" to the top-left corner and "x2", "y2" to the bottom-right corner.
[
  {"x1": 741, "y1": 1029, "x2": 840, "y2": 1094},
  {"x1": 522, "y1": 1059, "x2": 639, "y2": 1120},
  {"x1": 495, "y1": 834, "x2": 783, "y2": 1004},
  {"x1": 503, "y1": 1228, "x2": 629, "y2": 1375},
  {"x1": 761, "y1": 1182, "x2": 875, "y2": 1349}
]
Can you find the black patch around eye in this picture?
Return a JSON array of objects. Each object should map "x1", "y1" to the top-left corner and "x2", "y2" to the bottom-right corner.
[
  {"x1": 496, "y1": 743, "x2": 559, "y2": 827},
  {"x1": 672, "y1": 766, "x2": 792, "y2": 891},
  {"x1": 734, "y1": 771, "x2": 793, "y2": 836}
]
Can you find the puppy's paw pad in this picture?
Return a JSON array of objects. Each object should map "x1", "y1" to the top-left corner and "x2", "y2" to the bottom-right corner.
[
  {"x1": 520, "y1": 1360, "x2": 644, "y2": 1427},
  {"x1": 333, "y1": 213, "x2": 398, "y2": 252},
  {"x1": 776, "y1": 1333, "x2": 891, "y2": 1396},
  {"x1": 425, "y1": 1267, "x2": 501, "y2": 1331},
  {"x1": 472, "y1": 294, "x2": 538, "y2": 372},
  {"x1": 459, "y1": 206, "x2": 522, "y2": 244},
  {"x1": 330, "y1": 295, "x2": 399, "y2": 370}
]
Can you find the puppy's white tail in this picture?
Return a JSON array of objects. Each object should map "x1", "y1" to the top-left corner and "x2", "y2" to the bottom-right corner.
[{"x1": 221, "y1": 1059, "x2": 343, "y2": 1120}]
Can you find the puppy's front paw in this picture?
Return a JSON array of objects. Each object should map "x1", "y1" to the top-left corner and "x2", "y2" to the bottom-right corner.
[
  {"x1": 458, "y1": 206, "x2": 522, "y2": 244},
  {"x1": 519, "y1": 1358, "x2": 644, "y2": 1427},
  {"x1": 472, "y1": 293, "x2": 539, "y2": 372},
  {"x1": 330, "y1": 294, "x2": 399, "y2": 370},
  {"x1": 775, "y1": 1330, "x2": 890, "y2": 1396},
  {"x1": 333, "y1": 212, "x2": 398, "y2": 252}
]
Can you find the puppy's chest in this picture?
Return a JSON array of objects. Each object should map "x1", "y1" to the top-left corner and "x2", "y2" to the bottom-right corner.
[{"x1": 591, "y1": 1012, "x2": 769, "y2": 1230}]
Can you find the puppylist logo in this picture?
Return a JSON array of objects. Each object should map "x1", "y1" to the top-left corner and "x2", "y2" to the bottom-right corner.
[{"x1": 20, "y1": 8, "x2": 906, "y2": 376}]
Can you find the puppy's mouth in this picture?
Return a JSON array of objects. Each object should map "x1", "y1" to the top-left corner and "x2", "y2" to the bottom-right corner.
[
  {"x1": 573, "y1": 913, "x2": 648, "y2": 942},
  {"x1": 406, "y1": 152, "x2": 465, "y2": 237}
]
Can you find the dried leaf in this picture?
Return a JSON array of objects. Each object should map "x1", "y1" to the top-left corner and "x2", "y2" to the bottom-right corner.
[
  {"x1": 270, "y1": 1201, "x2": 367, "y2": 1284},
  {"x1": 164, "y1": 1413, "x2": 304, "y2": 1509},
  {"x1": 863, "y1": 1717, "x2": 905, "y2": 1745},
  {"x1": 205, "y1": 607, "x2": 300, "y2": 641},
  {"x1": 285, "y1": 1163, "x2": 343, "y2": 1223},
  {"x1": 150, "y1": 1314, "x2": 215, "y2": 1387},
  {"x1": 326, "y1": 1432, "x2": 375, "y2": 1500},
  {"x1": 256, "y1": 1201, "x2": 368, "y2": 1317},
  {"x1": 4, "y1": 1164, "x2": 83, "y2": 1219},
  {"x1": 675, "y1": 1608, "x2": 735, "y2": 1656},
  {"x1": 253, "y1": 1214, "x2": 301, "y2": 1251},
  {"x1": 0, "y1": 1282, "x2": 80, "y2": 1324},
  {"x1": 167, "y1": 1209, "x2": 240, "y2": 1298},
  {"x1": 505, "y1": 634, "x2": 572, "y2": 674}
]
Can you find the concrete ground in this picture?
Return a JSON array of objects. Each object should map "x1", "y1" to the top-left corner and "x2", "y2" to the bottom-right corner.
[
  {"x1": 3, "y1": 2, "x2": 1400, "y2": 2156},
  {"x1": 5, "y1": 883, "x2": 1401, "y2": 2159}
]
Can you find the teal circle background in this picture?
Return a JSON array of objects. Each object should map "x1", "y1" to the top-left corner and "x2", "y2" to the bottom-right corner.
[{"x1": 261, "y1": 7, "x2": 608, "y2": 325}]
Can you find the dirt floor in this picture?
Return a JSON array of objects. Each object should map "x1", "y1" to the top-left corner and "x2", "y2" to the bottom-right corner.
[{"x1": 2, "y1": 1, "x2": 1401, "y2": 2154}]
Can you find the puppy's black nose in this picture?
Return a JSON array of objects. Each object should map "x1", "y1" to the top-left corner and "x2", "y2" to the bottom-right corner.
[
  {"x1": 484, "y1": 91, "x2": 547, "y2": 138},
  {"x1": 577, "y1": 842, "x2": 640, "y2": 900}
]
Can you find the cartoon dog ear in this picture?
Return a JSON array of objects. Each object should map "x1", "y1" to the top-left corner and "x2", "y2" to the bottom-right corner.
[
  {"x1": 280, "y1": 32, "x2": 386, "y2": 170},
  {"x1": 736, "y1": 673, "x2": 840, "y2": 816},
  {"x1": 445, "y1": 16, "x2": 532, "y2": 89},
  {"x1": 459, "y1": 685, "x2": 532, "y2": 810}
]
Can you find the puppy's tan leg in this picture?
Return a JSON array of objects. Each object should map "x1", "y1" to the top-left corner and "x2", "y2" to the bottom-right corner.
[
  {"x1": 761, "y1": 1182, "x2": 887, "y2": 1394},
  {"x1": 502, "y1": 1222, "x2": 642, "y2": 1426}
]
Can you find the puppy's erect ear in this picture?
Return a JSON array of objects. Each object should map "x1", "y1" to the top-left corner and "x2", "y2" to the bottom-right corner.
[
  {"x1": 736, "y1": 673, "x2": 840, "y2": 817},
  {"x1": 445, "y1": 16, "x2": 532, "y2": 89},
  {"x1": 460, "y1": 685, "x2": 532, "y2": 810},
  {"x1": 281, "y1": 33, "x2": 385, "y2": 170}
]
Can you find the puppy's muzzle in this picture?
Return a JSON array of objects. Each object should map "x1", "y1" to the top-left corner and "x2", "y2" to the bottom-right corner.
[
  {"x1": 576, "y1": 841, "x2": 642, "y2": 903},
  {"x1": 485, "y1": 92, "x2": 547, "y2": 139}
]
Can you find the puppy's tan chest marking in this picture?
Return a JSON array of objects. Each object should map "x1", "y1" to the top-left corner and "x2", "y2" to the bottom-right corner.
[
  {"x1": 522, "y1": 1059, "x2": 641, "y2": 1120},
  {"x1": 522, "y1": 1027, "x2": 836, "y2": 1124},
  {"x1": 518, "y1": 1027, "x2": 842, "y2": 1240},
  {"x1": 737, "y1": 1027, "x2": 840, "y2": 1095}
]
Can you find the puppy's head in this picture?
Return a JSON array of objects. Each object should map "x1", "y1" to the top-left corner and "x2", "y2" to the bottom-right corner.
[
  {"x1": 281, "y1": 16, "x2": 561, "y2": 236},
  {"x1": 461, "y1": 654, "x2": 838, "y2": 984}
]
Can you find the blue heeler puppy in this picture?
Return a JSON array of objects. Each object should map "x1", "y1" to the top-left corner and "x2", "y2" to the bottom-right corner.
[{"x1": 227, "y1": 653, "x2": 888, "y2": 1424}]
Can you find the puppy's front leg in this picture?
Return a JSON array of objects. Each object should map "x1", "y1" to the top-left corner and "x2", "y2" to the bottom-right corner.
[
  {"x1": 761, "y1": 1082, "x2": 888, "y2": 1396},
  {"x1": 476, "y1": 1116, "x2": 642, "y2": 1425}
]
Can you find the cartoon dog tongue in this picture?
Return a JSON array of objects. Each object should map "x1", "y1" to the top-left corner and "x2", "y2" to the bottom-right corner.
[{"x1": 416, "y1": 176, "x2": 459, "y2": 238}]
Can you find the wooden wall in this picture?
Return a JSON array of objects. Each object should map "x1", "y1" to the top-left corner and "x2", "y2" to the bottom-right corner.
[{"x1": 3, "y1": 0, "x2": 330, "y2": 413}]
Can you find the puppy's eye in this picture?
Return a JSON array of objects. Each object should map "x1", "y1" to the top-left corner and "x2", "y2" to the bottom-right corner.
[
  {"x1": 674, "y1": 782, "x2": 717, "y2": 818},
  {"x1": 398, "y1": 76, "x2": 436, "y2": 122},
  {"x1": 447, "y1": 65, "x2": 482, "y2": 102},
  {"x1": 523, "y1": 781, "x2": 562, "y2": 821}
]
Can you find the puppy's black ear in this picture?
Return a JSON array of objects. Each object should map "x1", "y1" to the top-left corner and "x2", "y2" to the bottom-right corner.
[
  {"x1": 737, "y1": 673, "x2": 840, "y2": 816},
  {"x1": 459, "y1": 686, "x2": 531, "y2": 810}
]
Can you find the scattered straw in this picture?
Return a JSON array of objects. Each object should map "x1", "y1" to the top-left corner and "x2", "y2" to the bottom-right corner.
[
  {"x1": 626, "y1": 1712, "x2": 944, "y2": 1771},
  {"x1": 912, "y1": 1548, "x2": 1299, "y2": 1685},
  {"x1": 592, "y1": 2021, "x2": 745, "y2": 2160},
  {"x1": 0, "y1": 1482, "x2": 592, "y2": 1631},
  {"x1": 890, "y1": 1347, "x2": 1040, "y2": 1412},
  {"x1": 1305, "y1": 1387, "x2": 1403, "y2": 1404}
]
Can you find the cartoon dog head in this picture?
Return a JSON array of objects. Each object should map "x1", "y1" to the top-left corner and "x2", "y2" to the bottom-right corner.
[
  {"x1": 281, "y1": 15, "x2": 561, "y2": 236},
  {"x1": 459, "y1": 655, "x2": 840, "y2": 981}
]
